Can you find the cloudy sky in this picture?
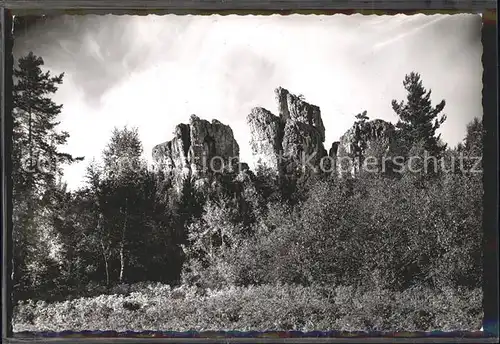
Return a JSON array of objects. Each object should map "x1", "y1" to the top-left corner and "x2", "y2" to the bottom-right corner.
[{"x1": 13, "y1": 13, "x2": 483, "y2": 190}]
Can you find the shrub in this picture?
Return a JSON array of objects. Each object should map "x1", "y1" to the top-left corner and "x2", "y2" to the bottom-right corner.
[{"x1": 13, "y1": 282, "x2": 482, "y2": 333}]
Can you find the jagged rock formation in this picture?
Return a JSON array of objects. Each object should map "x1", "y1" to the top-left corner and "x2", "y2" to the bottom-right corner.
[
  {"x1": 335, "y1": 119, "x2": 395, "y2": 175},
  {"x1": 152, "y1": 115, "x2": 240, "y2": 192},
  {"x1": 154, "y1": 89, "x2": 397, "y2": 191},
  {"x1": 247, "y1": 87, "x2": 327, "y2": 175},
  {"x1": 247, "y1": 107, "x2": 283, "y2": 172}
]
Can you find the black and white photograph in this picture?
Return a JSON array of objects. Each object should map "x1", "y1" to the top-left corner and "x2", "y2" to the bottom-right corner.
[{"x1": 9, "y1": 12, "x2": 484, "y2": 333}]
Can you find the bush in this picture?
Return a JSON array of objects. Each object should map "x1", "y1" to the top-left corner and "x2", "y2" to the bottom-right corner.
[{"x1": 13, "y1": 282, "x2": 482, "y2": 333}]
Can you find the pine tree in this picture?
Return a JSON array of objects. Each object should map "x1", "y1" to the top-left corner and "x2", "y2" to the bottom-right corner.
[
  {"x1": 354, "y1": 110, "x2": 369, "y2": 125},
  {"x1": 13, "y1": 52, "x2": 82, "y2": 196},
  {"x1": 455, "y1": 117, "x2": 483, "y2": 177},
  {"x1": 12, "y1": 52, "x2": 83, "y2": 300},
  {"x1": 462, "y1": 117, "x2": 483, "y2": 157},
  {"x1": 392, "y1": 72, "x2": 447, "y2": 159}
]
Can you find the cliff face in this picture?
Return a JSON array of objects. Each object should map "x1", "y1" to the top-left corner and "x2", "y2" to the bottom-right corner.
[
  {"x1": 152, "y1": 115, "x2": 240, "y2": 191},
  {"x1": 275, "y1": 87, "x2": 325, "y2": 143},
  {"x1": 247, "y1": 107, "x2": 284, "y2": 172},
  {"x1": 334, "y1": 119, "x2": 395, "y2": 175},
  {"x1": 336, "y1": 119, "x2": 395, "y2": 157},
  {"x1": 247, "y1": 87, "x2": 327, "y2": 175}
]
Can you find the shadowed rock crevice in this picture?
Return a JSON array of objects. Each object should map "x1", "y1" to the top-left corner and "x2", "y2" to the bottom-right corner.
[
  {"x1": 179, "y1": 124, "x2": 191, "y2": 158},
  {"x1": 329, "y1": 141, "x2": 340, "y2": 158}
]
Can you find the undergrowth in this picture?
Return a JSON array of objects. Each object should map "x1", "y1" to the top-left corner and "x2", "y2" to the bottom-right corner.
[{"x1": 13, "y1": 282, "x2": 482, "y2": 333}]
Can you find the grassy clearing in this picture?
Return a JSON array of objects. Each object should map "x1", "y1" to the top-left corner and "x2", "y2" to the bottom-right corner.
[{"x1": 13, "y1": 283, "x2": 482, "y2": 333}]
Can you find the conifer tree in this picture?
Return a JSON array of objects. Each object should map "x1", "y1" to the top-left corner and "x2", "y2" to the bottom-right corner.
[
  {"x1": 13, "y1": 52, "x2": 82, "y2": 196},
  {"x1": 12, "y1": 52, "x2": 82, "y2": 300},
  {"x1": 391, "y1": 72, "x2": 447, "y2": 159},
  {"x1": 354, "y1": 110, "x2": 369, "y2": 125},
  {"x1": 462, "y1": 117, "x2": 483, "y2": 157}
]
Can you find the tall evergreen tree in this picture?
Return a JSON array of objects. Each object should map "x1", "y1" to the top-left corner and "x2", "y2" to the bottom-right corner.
[
  {"x1": 13, "y1": 52, "x2": 82, "y2": 195},
  {"x1": 454, "y1": 117, "x2": 483, "y2": 176},
  {"x1": 392, "y1": 72, "x2": 447, "y2": 159},
  {"x1": 462, "y1": 117, "x2": 483, "y2": 157},
  {"x1": 12, "y1": 52, "x2": 82, "y2": 300}
]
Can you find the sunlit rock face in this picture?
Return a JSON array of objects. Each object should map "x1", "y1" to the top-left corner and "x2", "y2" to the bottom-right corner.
[
  {"x1": 152, "y1": 115, "x2": 240, "y2": 192},
  {"x1": 246, "y1": 87, "x2": 396, "y2": 179},
  {"x1": 247, "y1": 87, "x2": 327, "y2": 176},
  {"x1": 152, "y1": 88, "x2": 397, "y2": 191},
  {"x1": 275, "y1": 87, "x2": 325, "y2": 143},
  {"x1": 336, "y1": 119, "x2": 396, "y2": 176},
  {"x1": 247, "y1": 107, "x2": 284, "y2": 172}
]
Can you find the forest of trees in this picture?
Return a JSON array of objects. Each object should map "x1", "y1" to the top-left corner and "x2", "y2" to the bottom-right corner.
[{"x1": 10, "y1": 52, "x2": 484, "y2": 331}]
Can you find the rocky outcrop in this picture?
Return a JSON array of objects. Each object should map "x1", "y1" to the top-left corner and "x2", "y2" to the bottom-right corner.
[
  {"x1": 276, "y1": 87, "x2": 325, "y2": 143},
  {"x1": 247, "y1": 107, "x2": 284, "y2": 172},
  {"x1": 247, "y1": 87, "x2": 327, "y2": 175},
  {"x1": 152, "y1": 115, "x2": 240, "y2": 192},
  {"x1": 335, "y1": 119, "x2": 395, "y2": 175},
  {"x1": 337, "y1": 119, "x2": 395, "y2": 157},
  {"x1": 154, "y1": 89, "x2": 397, "y2": 190}
]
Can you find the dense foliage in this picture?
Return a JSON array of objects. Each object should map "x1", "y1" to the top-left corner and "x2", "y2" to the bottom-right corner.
[
  {"x1": 14, "y1": 283, "x2": 481, "y2": 332},
  {"x1": 11, "y1": 53, "x2": 483, "y2": 331}
]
